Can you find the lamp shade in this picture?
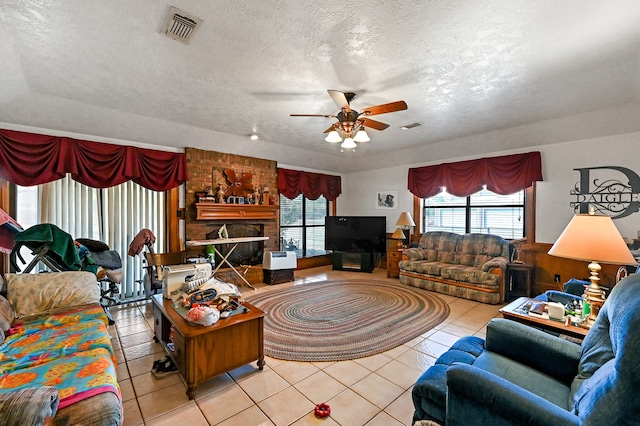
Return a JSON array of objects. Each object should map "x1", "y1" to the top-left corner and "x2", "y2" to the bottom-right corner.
[
  {"x1": 396, "y1": 211, "x2": 416, "y2": 228},
  {"x1": 548, "y1": 214, "x2": 636, "y2": 265},
  {"x1": 325, "y1": 130, "x2": 342, "y2": 143},
  {"x1": 391, "y1": 228, "x2": 406, "y2": 240},
  {"x1": 341, "y1": 137, "x2": 357, "y2": 149},
  {"x1": 353, "y1": 129, "x2": 370, "y2": 142}
]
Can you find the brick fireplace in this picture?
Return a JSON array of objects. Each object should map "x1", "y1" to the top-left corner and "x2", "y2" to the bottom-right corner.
[{"x1": 184, "y1": 148, "x2": 279, "y2": 285}]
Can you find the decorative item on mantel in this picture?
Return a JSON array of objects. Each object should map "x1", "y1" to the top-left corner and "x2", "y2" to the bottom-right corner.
[
  {"x1": 253, "y1": 188, "x2": 261, "y2": 205},
  {"x1": 216, "y1": 184, "x2": 226, "y2": 203},
  {"x1": 223, "y1": 168, "x2": 254, "y2": 200},
  {"x1": 195, "y1": 189, "x2": 215, "y2": 203}
]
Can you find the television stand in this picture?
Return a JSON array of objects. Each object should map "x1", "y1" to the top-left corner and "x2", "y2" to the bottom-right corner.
[{"x1": 332, "y1": 252, "x2": 374, "y2": 273}]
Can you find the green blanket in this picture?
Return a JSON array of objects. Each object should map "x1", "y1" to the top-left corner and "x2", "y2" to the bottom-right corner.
[{"x1": 11, "y1": 224, "x2": 81, "y2": 271}]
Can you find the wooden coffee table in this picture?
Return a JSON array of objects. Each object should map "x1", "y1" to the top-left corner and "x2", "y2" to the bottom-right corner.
[
  {"x1": 499, "y1": 297, "x2": 588, "y2": 341},
  {"x1": 152, "y1": 294, "x2": 265, "y2": 399}
]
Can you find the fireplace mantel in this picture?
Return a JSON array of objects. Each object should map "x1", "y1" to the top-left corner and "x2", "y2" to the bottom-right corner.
[{"x1": 195, "y1": 203, "x2": 279, "y2": 221}]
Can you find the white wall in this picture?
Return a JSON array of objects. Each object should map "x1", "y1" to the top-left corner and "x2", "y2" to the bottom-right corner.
[
  {"x1": 345, "y1": 131, "x2": 640, "y2": 243},
  {"x1": 344, "y1": 165, "x2": 410, "y2": 231}
]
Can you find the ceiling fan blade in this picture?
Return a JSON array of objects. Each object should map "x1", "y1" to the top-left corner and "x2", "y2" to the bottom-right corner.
[
  {"x1": 360, "y1": 100, "x2": 408, "y2": 116},
  {"x1": 290, "y1": 114, "x2": 336, "y2": 118},
  {"x1": 323, "y1": 125, "x2": 338, "y2": 133},
  {"x1": 362, "y1": 118, "x2": 390, "y2": 131},
  {"x1": 327, "y1": 90, "x2": 351, "y2": 111}
]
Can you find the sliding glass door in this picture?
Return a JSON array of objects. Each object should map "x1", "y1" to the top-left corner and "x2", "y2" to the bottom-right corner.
[{"x1": 16, "y1": 175, "x2": 166, "y2": 301}]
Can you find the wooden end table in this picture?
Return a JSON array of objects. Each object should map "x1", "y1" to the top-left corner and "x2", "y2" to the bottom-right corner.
[
  {"x1": 507, "y1": 262, "x2": 535, "y2": 298},
  {"x1": 386, "y1": 248, "x2": 403, "y2": 278},
  {"x1": 499, "y1": 297, "x2": 588, "y2": 341},
  {"x1": 152, "y1": 294, "x2": 265, "y2": 399}
]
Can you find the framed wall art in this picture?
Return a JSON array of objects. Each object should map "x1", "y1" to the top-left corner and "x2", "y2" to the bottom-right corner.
[{"x1": 376, "y1": 190, "x2": 397, "y2": 209}]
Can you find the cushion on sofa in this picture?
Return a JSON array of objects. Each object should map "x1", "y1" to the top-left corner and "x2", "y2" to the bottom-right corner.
[
  {"x1": 404, "y1": 248, "x2": 438, "y2": 262},
  {"x1": 457, "y1": 233, "x2": 509, "y2": 257},
  {"x1": 6, "y1": 271, "x2": 100, "y2": 317},
  {"x1": 440, "y1": 265, "x2": 501, "y2": 287},
  {"x1": 418, "y1": 231, "x2": 460, "y2": 251},
  {"x1": 0, "y1": 295, "x2": 16, "y2": 332},
  {"x1": 435, "y1": 250, "x2": 457, "y2": 264},
  {"x1": 402, "y1": 261, "x2": 449, "y2": 276}
]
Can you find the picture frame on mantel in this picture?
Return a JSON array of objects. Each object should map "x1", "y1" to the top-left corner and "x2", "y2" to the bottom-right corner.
[{"x1": 376, "y1": 191, "x2": 397, "y2": 210}]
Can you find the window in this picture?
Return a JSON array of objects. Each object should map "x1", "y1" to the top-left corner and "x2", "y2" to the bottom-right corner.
[
  {"x1": 423, "y1": 187, "x2": 524, "y2": 239},
  {"x1": 15, "y1": 175, "x2": 166, "y2": 301},
  {"x1": 280, "y1": 195, "x2": 328, "y2": 257}
]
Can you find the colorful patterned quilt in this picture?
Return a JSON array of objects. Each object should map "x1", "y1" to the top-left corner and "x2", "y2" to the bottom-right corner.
[{"x1": 0, "y1": 304, "x2": 120, "y2": 409}]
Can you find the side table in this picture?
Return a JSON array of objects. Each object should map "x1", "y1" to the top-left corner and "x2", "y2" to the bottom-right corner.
[
  {"x1": 500, "y1": 297, "x2": 588, "y2": 341},
  {"x1": 387, "y1": 248, "x2": 403, "y2": 278},
  {"x1": 152, "y1": 295, "x2": 265, "y2": 399},
  {"x1": 507, "y1": 262, "x2": 535, "y2": 299}
]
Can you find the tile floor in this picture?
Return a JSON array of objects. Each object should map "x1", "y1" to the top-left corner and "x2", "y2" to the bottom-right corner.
[{"x1": 111, "y1": 266, "x2": 504, "y2": 426}]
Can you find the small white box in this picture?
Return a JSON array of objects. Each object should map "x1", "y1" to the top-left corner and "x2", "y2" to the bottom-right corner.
[
  {"x1": 263, "y1": 251, "x2": 297, "y2": 270},
  {"x1": 547, "y1": 302, "x2": 565, "y2": 321}
]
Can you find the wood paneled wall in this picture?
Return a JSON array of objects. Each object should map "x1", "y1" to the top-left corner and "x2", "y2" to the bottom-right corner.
[{"x1": 520, "y1": 243, "x2": 626, "y2": 294}]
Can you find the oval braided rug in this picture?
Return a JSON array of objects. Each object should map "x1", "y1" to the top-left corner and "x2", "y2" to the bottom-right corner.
[{"x1": 245, "y1": 279, "x2": 450, "y2": 362}]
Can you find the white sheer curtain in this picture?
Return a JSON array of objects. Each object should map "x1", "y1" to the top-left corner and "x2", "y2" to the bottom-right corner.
[{"x1": 34, "y1": 174, "x2": 166, "y2": 300}]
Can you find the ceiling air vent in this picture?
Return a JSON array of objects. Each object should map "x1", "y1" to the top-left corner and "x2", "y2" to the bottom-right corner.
[
  {"x1": 161, "y1": 6, "x2": 203, "y2": 45},
  {"x1": 400, "y1": 123, "x2": 422, "y2": 130}
]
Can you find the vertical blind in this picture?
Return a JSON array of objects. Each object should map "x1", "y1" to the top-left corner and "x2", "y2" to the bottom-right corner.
[{"x1": 36, "y1": 175, "x2": 165, "y2": 300}]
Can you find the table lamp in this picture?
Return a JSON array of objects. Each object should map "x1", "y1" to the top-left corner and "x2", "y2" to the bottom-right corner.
[
  {"x1": 395, "y1": 212, "x2": 415, "y2": 247},
  {"x1": 548, "y1": 212, "x2": 636, "y2": 326},
  {"x1": 391, "y1": 228, "x2": 406, "y2": 248}
]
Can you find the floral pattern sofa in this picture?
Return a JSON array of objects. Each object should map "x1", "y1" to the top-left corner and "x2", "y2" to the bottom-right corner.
[
  {"x1": 399, "y1": 231, "x2": 511, "y2": 304},
  {"x1": 0, "y1": 271, "x2": 122, "y2": 425}
]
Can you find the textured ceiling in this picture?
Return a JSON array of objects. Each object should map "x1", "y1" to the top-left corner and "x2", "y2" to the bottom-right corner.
[{"x1": 1, "y1": 1, "x2": 640, "y2": 173}]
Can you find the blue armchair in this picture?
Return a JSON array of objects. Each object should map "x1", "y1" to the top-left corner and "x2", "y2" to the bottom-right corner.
[
  {"x1": 412, "y1": 274, "x2": 640, "y2": 425},
  {"x1": 534, "y1": 278, "x2": 589, "y2": 306}
]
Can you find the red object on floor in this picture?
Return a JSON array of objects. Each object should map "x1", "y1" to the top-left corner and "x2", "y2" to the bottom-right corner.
[{"x1": 314, "y1": 403, "x2": 331, "y2": 418}]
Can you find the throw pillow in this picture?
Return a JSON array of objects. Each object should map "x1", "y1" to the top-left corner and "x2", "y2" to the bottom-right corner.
[
  {"x1": 0, "y1": 295, "x2": 15, "y2": 332},
  {"x1": 6, "y1": 272, "x2": 101, "y2": 318}
]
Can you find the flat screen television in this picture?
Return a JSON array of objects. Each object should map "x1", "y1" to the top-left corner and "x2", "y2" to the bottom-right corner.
[{"x1": 325, "y1": 216, "x2": 386, "y2": 253}]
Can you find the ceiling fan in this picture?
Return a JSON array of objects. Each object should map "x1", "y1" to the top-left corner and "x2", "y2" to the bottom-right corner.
[{"x1": 290, "y1": 90, "x2": 408, "y2": 151}]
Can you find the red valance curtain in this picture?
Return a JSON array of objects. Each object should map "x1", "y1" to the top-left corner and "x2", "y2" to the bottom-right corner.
[
  {"x1": 408, "y1": 151, "x2": 543, "y2": 198},
  {"x1": 277, "y1": 168, "x2": 342, "y2": 201},
  {"x1": 0, "y1": 129, "x2": 188, "y2": 191}
]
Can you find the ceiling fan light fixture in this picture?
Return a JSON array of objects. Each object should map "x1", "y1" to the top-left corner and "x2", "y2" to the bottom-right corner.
[
  {"x1": 341, "y1": 137, "x2": 357, "y2": 149},
  {"x1": 325, "y1": 130, "x2": 342, "y2": 143},
  {"x1": 353, "y1": 129, "x2": 370, "y2": 142}
]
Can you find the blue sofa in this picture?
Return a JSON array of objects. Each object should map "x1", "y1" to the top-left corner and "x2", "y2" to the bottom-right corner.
[{"x1": 412, "y1": 273, "x2": 640, "y2": 425}]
